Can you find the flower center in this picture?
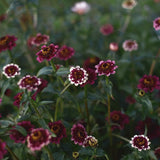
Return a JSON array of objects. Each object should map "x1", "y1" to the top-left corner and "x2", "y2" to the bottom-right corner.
[
  {"x1": 127, "y1": 41, "x2": 134, "y2": 47},
  {"x1": 51, "y1": 125, "x2": 60, "y2": 134},
  {"x1": 156, "y1": 19, "x2": 160, "y2": 25},
  {"x1": 0, "y1": 36, "x2": 8, "y2": 45},
  {"x1": 18, "y1": 93, "x2": 23, "y2": 101},
  {"x1": 42, "y1": 47, "x2": 51, "y2": 55},
  {"x1": 101, "y1": 63, "x2": 110, "y2": 70},
  {"x1": 88, "y1": 138, "x2": 98, "y2": 147},
  {"x1": 24, "y1": 77, "x2": 37, "y2": 85},
  {"x1": 144, "y1": 78, "x2": 153, "y2": 86},
  {"x1": 112, "y1": 114, "x2": 120, "y2": 121},
  {"x1": 73, "y1": 70, "x2": 83, "y2": 80},
  {"x1": 31, "y1": 131, "x2": 42, "y2": 141},
  {"x1": 60, "y1": 48, "x2": 69, "y2": 56},
  {"x1": 35, "y1": 36, "x2": 44, "y2": 43},
  {"x1": 89, "y1": 58, "x2": 96, "y2": 64},
  {"x1": 77, "y1": 131, "x2": 84, "y2": 138},
  {"x1": 135, "y1": 137, "x2": 146, "y2": 146},
  {"x1": 126, "y1": 1, "x2": 133, "y2": 6},
  {"x1": 7, "y1": 67, "x2": 16, "y2": 74}
]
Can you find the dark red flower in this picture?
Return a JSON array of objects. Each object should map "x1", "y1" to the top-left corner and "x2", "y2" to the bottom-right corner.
[
  {"x1": 136, "y1": 118, "x2": 160, "y2": 139},
  {"x1": 56, "y1": 45, "x2": 75, "y2": 60},
  {"x1": 48, "y1": 120, "x2": 67, "y2": 144},
  {"x1": 83, "y1": 57, "x2": 100, "y2": 70},
  {"x1": 137, "y1": 75, "x2": 160, "y2": 92},
  {"x1": 0, "y1": 35, "x2": 17, "y2": 53},
  {"x1": 36, "y1": 44, "x2": 59, "y2": 63},
  {"x1": 100, "y1": 24, "x2": 114, "y2": 36},
  {"x1": 10, "y1": 121, "x2": 34, "y2": 143},
  {"x1": 31, "y1": 78, "x2": 48, "y2": 100},
  {"x1": 27, "y1": 128, "x2": 51, "y2": 151},
  {"x1": 125, "y1": 95, "x2": 136, "y2": 104},
  {"x1": 106, "y1": 110, "x2": 129, "y2": 130},
  {"x1": 0, "y1": 139, "x2": 7, "y2": 159},
  {"x1": 155, "y1": 147, "x2": 160, "y2": 159},
  {"x1": 71, "y1": 123, "x2": 87, "y2": 146},
  {"x1": 13, "y1": 92, "x2": 24, "y2": 108}
]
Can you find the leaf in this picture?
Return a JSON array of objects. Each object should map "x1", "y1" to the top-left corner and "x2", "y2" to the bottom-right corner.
[
  {"x1": 53, "y1": 152, "x2": 65, "y2": 160},
  {"x1": 56, "y1": 67, "x2": 69, "y2": 76},
  {"x1": 36, "y1": 66, "x2": 53, "y2": 77},
  {"x1": 39, "y1": 101, "x2": 54, "y2": 105},
  {"x1": 79, "y1": 148, "x2": 94, "y2": 156},
  {"x1": 0, "y1": 120, "x2": 14, "y2": 127},
  {"x1": 14, "y1": 125, "x2": 27, "y2": 136}
]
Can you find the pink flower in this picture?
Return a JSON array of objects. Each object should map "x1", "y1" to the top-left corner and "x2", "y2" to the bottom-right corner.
[
  {"x1": 80, "y1": 68, "x2": 97, "y2": 87},
  {"x1": 83, "y1": 57, "x2": 100, "y2": 70},
  {"x1": 13, "y1": 92, "x2": 24, "y2": 108},
  {"x1": 68, "y1": 66, "x2": 88, "y2": 86},
  {"x1": 17, "y1": 75, "x2": 41, "y2": 92},
  {"x1": 30, "y1": 33, "x2": 49, "y2": 47},
  {"x1": 137, "y1": 75, "x2": 160, "y2": 92},
  {"x1": 136, "y1": 118, "x2": 160, "y2": 139},
  {"x1": 130, "y1": 135, "x2": 151, "y2": 151},
  {"x1": 56, "y1": 45, "x2": 75, "y2": 60},
  {"x1": 71, "y1": 123, "x2": 87, "y2": 146},
  {"x1": 36, "y1": 44, "x2": 59, "y2": 63},
  {"x1": 155, "y1": 147, "x2": 160, "y2": 159},
  {"x1": 27, "y1": 128, "x2": 51, "y2": 151},
  {"x1": 31, "y1": 78, "x2": 48, "y2": 100},
  {"x1": 71, "y1": 1, "x2": 90, "y2": 15},
  {"x1": 0, "y1": 35, "x2": 17, "y2": 53},
  {"x1": 125, "y1": 95, "x2": 136, "y2": 104},
  {"x1": 122, "y1": 40, "x2": 138, "y2": 52},
  {"x1": 153, "y1": 17, "x2": 160, "y2": 31},
  {"x1": 122, "y1": 0, "x2": 137, "y2": 10},
  {"x1": 83, "y1": 135, "x2": 98, "y2": 147},
  {"x1": 10, "y1": 121, "x2": 34, "y2": 144},
  {"x1": 106, "y1": 110, "x2": 129, "y2": 130},
  {"x1": 0, "y1": 139, "x2": 7, "y2": 159},
  {"x1": 100, "y1": 24, "x2": 114, "y2": 36},
  {"x1": 109, "y1": 42, "x2": 119, "y2": 52},
  {"x1": 95, "y1": 60, "x2": 118, "y2": 76},
  {"x1": 48, "y1": 120, "x2": 67, "y2": 144},
  {"x1": 2, "y1": 63, "x2": 21, "y2": 78}
]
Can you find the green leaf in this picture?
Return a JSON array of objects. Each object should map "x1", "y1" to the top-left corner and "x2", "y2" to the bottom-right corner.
[
  {"x1": 14, "y1": 125, "x2": 27, "y2": 136},
  {"x1": 36, "y1": 66, "x2": 53, "y2": 77},
  {"x1": 39, "y1": 101, "x2": 54, "y2": 105},
  {"x1": 53, "y1": 152, "x2": 65, "y2": 160},
  {"x1": 56, "y1": 67, "x2": 69, "y2": 76},
  {"x1": 79, "y1": 148, "x2": 94, "y2": 156},
  {"x1": 0, "y1": 120, "x2": 14, "y2": 127}
]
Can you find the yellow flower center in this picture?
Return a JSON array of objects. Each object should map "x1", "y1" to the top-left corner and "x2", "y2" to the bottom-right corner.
[
  {"x1": 112, "y1": 114, "x2": 120, "y2": 121},
  {"x1": 42, "y1": 47, "x2": 51, "y2": 55},
  {"x1": 51, "y1": 125, "x2": 60, "y2": 134},
  {"x1": 31, "y1": 131, "x2": 42, "y2": 141},
  {"x1": 0, "y1": 36, "x2": 8, "y2": 45},
  {"x1": 144, "y1": 78, "x2": 153, "y2": 85}
]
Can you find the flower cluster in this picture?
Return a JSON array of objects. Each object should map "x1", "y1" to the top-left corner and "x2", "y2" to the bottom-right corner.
[
  {"x1": 2, "y1": 63, "x2": 21, "y2": 78},
  {"x1": 130, "y1": 135, "x2": 151, "y2": 151},
  {"x1": 137, "y1": 75, "x2": 160, "y2": 92},
  {"x1": 0, "y1": 35, "x2": 17, "y2": 53}
]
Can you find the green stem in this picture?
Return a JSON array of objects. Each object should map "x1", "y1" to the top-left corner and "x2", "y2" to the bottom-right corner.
[
  {"x1": 50, "y1": 60, "x2": 56, "y2": 72},
  {"x1": 8, "y1": 50, "x2": 14, "y2": 62},
  {"x1": 30, "y1": 100, "x2": 41, "y2": 118},
  {"x1": 60, "y1": 83, "x2": 71, "y2": 95},
  {"x1": 84, "y1": 85, "x2": 90, "y2": 133},
  {"x1": 6, "y1": 144, "x2": 19, "y2": 160},
  {"x1": 44, "y1": 146, "x2": 54, "y2": 160},
  {"x1": 54, "y1": 97, "x2": 61, "y2": 121},
  {"x1": 105, "y1": 154, "x2": 110, "y2": 160},
  {"x1": 112, "y1": 133, "x2": 130, "y2": 143}
]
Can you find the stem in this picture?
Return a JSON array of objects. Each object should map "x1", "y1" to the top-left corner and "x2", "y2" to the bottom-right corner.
[
  {"x1": 50, "y1": 60, "x2": 56, "y2": 72},
  {"x1": 44, "y1": 146, "x2": 54, "y2": 160},
  {"x1": 54, "y1": 97, "x2": 61, "y2": 121},
  {"x1": 60, "y1": 83, "x2": 71, "y2": 95},
  {"x1": 8, "y1": 50, "x2": 14, "y2": 62},
  {"x1": 105, "y1": 154, "x2": 110, "y2": 160},
  {"x1": 149, "y1": 49, "x2": 160, "y2": 75},
  {"x1": 84, "y1": 85, "x2": 90, "y2": 133},
  {"x1": 30, "y1": 100, "x2": 41, "y2": 118},
  {"x1": 112, "y1": 133, "x2": 130, "y2": 143},
  {"x1": 6, "y1": 144, "x2": 19, "y2": 160}
]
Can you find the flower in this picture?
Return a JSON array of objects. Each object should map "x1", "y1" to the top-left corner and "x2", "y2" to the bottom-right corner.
[
  {"x1": 0, "y1": 35, "x2": 17, "y2": 53},
  {"x1": 27, "y1": 128, "x2": 51, "y2": 151},
  {"x1": 71, "y1": 123, "x2": 87, "y2": 146},
  {"x1": 13, "y1": 92, "x2": 24, "y2": 108},
  {"x1": 83, "y1": 57, "x2": 100, "y2": 70},
  {"x1": 95, "y1": 60, "x2": 118, "y2": 76},
  {"x1": 48, "y1": 120, "x2": 67, "y2": 144},
  {"x1": 30, "y1": 33, "x2": 49, "y2": 47},
  {"x1": 68, "y1": 66, "x2": 88, "y2": 86},
  {"x1": 56, "y1": 45, "x2": 75, "y2": 60},
  {"x1": 137, "y1": 75, "x2": 160, "y2": 92},
  {"x1": 100, "y1": 24, "x2": 114, "y2": 36},
  {"x1": 0, "y1": 14, "x2": 7, "y2": 22},
  {"x1": 154, "y1": 147, "x2": 160, "y2": 159},
  {"x1": 0, "y1": 139, "x2": 7, "y2": 159},
  {"x1": 0, "y1": 98, "x2": 2, "y2": 105},
  {"x1": 122, "y1": 0, "x2": 137, "y2": 9},
  {"x1": 136, "y1": 118, "x2": 160, "y2": 139},
  {"x1": 122, "y1": 40, "x2": 138, "y2": 52},
  {"x1": 125, "y1": 95, "x2": 136, "y2": 104},
  {"x1": 2, "y1": 63, "x2": 21, "y2": 78},
  {"x1": 71, "y1": 1, "x2": 90, "y2": 15},
  {"x1": 130, "y1": 135, "x2": 151, "y2": 151},
  {"x1": 31, "y1": 78, "x2": 48, "y2": 100},
  {"x1": 80, "y1": 68, "x2": 97, "y2": 87},
  {"x1": 83, "y1": 135, "x2": 98, "y2": 147},
  {"x1": 72, "y1": 152, "x2": 79, "y2": 159},
  {"x1": 109, "y1": 42, "x2": 119, "y2": 52},
  {"x1": 106, "y1": 111, "x2": 129, "y2": 130},
  {"x1": 153, "y1": 17, "x2": 160, "y2": 31},
  {"x1": 17, "y1": 75, "x2": 41, "y2": 92},
  {"x1": 36, "y1": 44, "x2": 59, "y2": 63},
  {"x1": 10, "y1": 121, "x2": 34, "y2": 144}
]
